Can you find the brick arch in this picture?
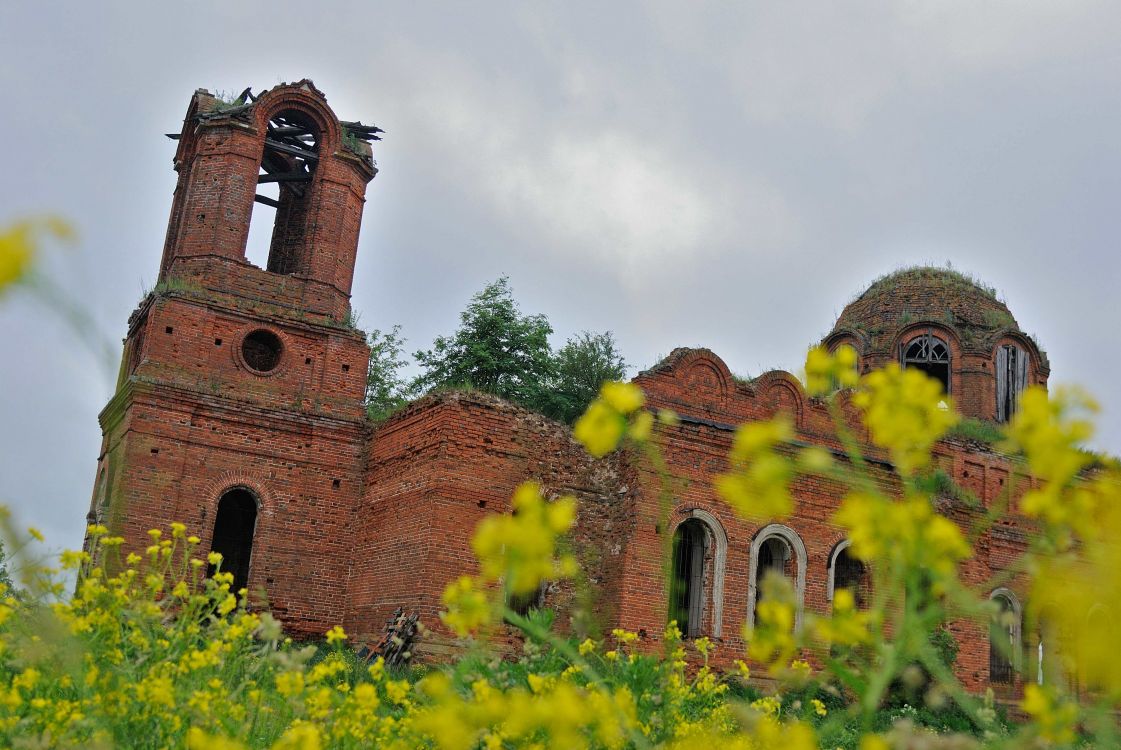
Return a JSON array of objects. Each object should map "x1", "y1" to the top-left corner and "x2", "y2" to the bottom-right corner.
[
  {"x1": 676, "y1": 350, "x2": 732, "y2": 397},
  {"x1": 746, "y1": 523, "x2": 808, "y2": 632},
  {"x1": 199, "y1": 471, "x2": 273, "y2": 527},
  {"x1": 892, "y1": 321, "x2": 962, "y2": 361},
  {"x1": 751, "y1": 370, "x2": 805, "y2": 425},
  {"x1": 252, "y1": 81, "x2": 343, "y2": 154},
  {"x1": 670, "y1": 507, "x2": 729, "y2": 638},
  {"x1": 199, "y1": 472, "x2": 272, "y2": 594},
  {"x1": 822, "y1": 327, "x2": 868, "y2": 356}
]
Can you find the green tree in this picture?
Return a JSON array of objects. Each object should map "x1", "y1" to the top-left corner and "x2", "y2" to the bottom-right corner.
[
  {"x1": 539, "y1": 331, "x2": 627, "y2": 423},
  {"x1": 414, "y1": 277, "x2": 555, "y2": 406},
  {"x1": 364, "y1": 325, "x2": 412, "y2": 421}
]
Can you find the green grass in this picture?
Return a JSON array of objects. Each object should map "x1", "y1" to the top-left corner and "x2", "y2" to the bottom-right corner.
[{"x1": 946, "y1": 418, "x2": 1004, "y2": 446}]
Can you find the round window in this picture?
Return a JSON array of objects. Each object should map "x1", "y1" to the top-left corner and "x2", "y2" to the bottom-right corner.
[{"x1": 241, "y1": 329, "x2": 283, "y2": 373}]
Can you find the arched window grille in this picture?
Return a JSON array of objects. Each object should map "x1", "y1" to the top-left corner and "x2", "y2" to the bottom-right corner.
[
  {"x1": 902, "y1": 332, "x2": 951, "y2": 394},
  {"x1": 747, "y1": 524, "x2": 807, "y2": 632},
  {"x1": 668, "y1": 519, "x2": 708, "y2": 638},
  {"x1": 828, "y1": 541, "x2": 870, "y2": 610},
  {"x1": 209, "y1": 488, "x2": 259, "y2": 593},
  {"x1": 989, "y1": 588, "x2": 1022, "y2": 685}
]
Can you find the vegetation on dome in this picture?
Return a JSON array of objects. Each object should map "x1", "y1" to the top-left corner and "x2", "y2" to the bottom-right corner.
[{"x1": 850, "y1": 265, "x2": 1003, "y2": 306}]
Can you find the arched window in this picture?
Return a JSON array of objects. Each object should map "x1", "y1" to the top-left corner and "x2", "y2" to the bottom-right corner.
[
  {"x1": 246, "y1": 108, "x2": 320, "y2": 273},
  {"x1": 747, "y1": 524, "x2": 807, "y2": 632},
  {"x1": 669, "y1": 519, "x2": 708, "y2": 638},
  {"x1": 828, "y1": 541, "x2": 870, "y2": 609},
  {"x1": 902, "y1": 332, "x2": 950, "y2": 394},
  {"x1": 996, "y1": 344, "x2": 1028, "y2": 422},
  {"x1": 989, "y1": 588, "x2": 1022, "y2": 685},
  {"x1": 209, "y1": 488, "x2": 258, "y2": 593}
]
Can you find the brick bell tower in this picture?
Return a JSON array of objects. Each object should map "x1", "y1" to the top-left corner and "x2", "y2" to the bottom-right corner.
[{"x1": 89, "y1": 81, "x2": 379, "y2": 636}]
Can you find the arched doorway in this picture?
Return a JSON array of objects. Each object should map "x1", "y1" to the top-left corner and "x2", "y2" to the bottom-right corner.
[{"x1": 209, "y1": 488, "x2": 258, "y2": 593}]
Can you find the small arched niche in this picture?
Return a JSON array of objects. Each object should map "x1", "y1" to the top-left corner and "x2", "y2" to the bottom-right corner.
[{"x1": 209, "y1": 487, "x2": 259, "y2": 593}]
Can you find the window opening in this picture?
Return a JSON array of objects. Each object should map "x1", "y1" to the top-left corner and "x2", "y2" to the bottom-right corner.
[
  {"x1": 902, "y1": 332, "x2": 950, "y2": 394},
  {"x1": 832, "y1": 546, "x2": 869, "y2": 609},
  {"x1": 996, "y1": 344, "x2": 1028, "y2": 422},
  {"x1": 209, "y1": 488, "x2": 258, "y2": 593},
  {"x1": 242, "y1": 329, "x2": 283, "y2": 373},
  {"x1": 246, "y1": 109, "x2": 320, "y2": 273},
  {"x1": 507, "y1": 584, "x2": 546, "y2": 618},
  {"x1": 755, "y1": 537, "x2": 791, "y2": 620},
  {"x1": 668, "y1": 520, "x2": 706, "y2": 637},
  {"x1": 990, "y1": 594, "x2": 1017, "y2": 684}
]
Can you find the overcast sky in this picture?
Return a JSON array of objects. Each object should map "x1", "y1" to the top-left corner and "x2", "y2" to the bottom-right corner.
[{"x1": 2, "y1": 1, "x2": 1119, "y2": 554}]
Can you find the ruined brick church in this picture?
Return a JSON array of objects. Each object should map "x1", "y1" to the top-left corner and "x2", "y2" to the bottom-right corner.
[{"x1": 89, "y1": 82, "x2": 1048, "y2": 694}]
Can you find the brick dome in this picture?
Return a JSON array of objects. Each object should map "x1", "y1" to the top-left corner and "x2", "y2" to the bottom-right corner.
[{"x1": 828, "y1": 266, "x2": 1020, "y2": 354}]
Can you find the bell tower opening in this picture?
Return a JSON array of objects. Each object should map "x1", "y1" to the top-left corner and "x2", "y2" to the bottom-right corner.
[{"x1": 245, "y1": 108, "x2": 320, "y2": 274}]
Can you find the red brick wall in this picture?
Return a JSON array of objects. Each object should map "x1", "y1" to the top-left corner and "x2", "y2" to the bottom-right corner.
[
  {"x1": 624, "y1": 347, "x2": 1034, "y2": 693},
  {"x1": 97, "y1": 83, "x2": 1044, "y2": 700},
  {"x1": 346, "y1": 391, "x2": 634, "y2": 655}
]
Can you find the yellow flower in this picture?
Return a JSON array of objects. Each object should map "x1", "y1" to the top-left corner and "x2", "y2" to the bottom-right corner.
[
  {"x1": 1021, "y1": 684, "x2": 1078, "y2": 744},
  {"x1": 217, "y1": 594, "x2": 237, "y2": 616},
  {"x1": 471, "y1": 481, "x2": 576, "y2": 595},
  {"x1": 440, "y1": 575, "x2": 492, "y2": 636},
  {"x1": 275, "y1": 671, "x2": 305, "y2": 697},
  {"x1": 578, "y1": 638, "x2": 598, "y2": 656},
  {"x1": 271, "y1": 722, "x2": 322, "y2": 750},
  {"x1": 746, "y1": 574, "x2": 799, "y2": 674},
  {"x1": 803, "y1": 344, "x2": 859, "y2": 396},
  {"x1": 611, "y1": 628, "x2": 638, "y2": 645},
  {"x1": 715, "y1": 416, "x2": 795, "y2": 521},
  {"x1": 27, "y1": 527, "x2": 44, "y2": 542},
  {"x1": 574, "y1": 381, "x2": 648, "y2": 457},
  {"x1": 207, "y1": 551, "x2": 223, "y2": 566},
  {"x1": 1029, "y1": 486, "x2": 1121, "y2": 695},
  {"x1": 833, "y1": 492, "x2": 969, "y2": 587},
  {"x1": 600, "y1": 381, "x2": 644, "y2": 414},
  {"x1": 187, "y1": 728, "x2": 247, "y2": 750},
  {"x1": 859, "y1": 735, "x2": 890, "y2": 750},
  {"x1": 0, "y1": 218, "x2": 71, "y2": 294},
  {"x1": 811, "y1": 698, "x2": 827, "y2": 716},
  {"x1": 852, "y1": 364, "x2": 958, "y2": 476},
  {"x1": 325, "y1": 625, "x2": 347, "y2": 645},
  {"x1": 813, "y1": 588, "x2": 874, "y2": 647}
]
